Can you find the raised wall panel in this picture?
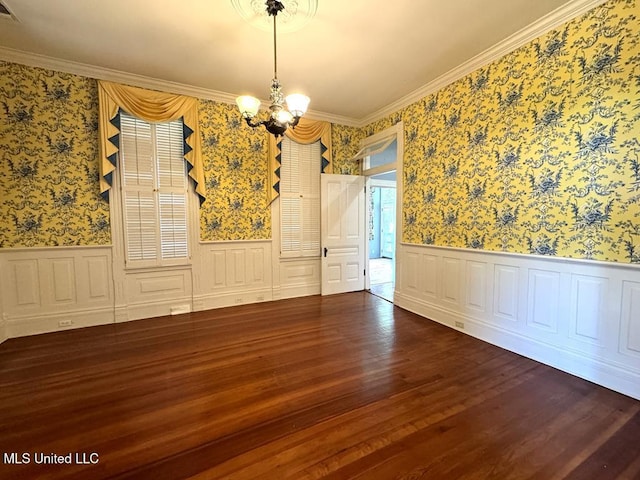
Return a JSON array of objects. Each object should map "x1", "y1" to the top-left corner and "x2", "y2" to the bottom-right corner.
[
  {"x1": 229, "y1": 250, "x2": 246, "y2": 286},
  {"x1": 527, "y1": 269, "x2": 559, "y2": 333},
  {"x1": 86, "y1": 257, "x2": 109, "y2": 300},
  {"x1": 138, "y1": 275, "x2": 186, "y2": 294},
  {"x1": 493, "y1": 265, "x2": 519, "y2": 323},
  {"x1": 570, "y1": 275, "x2": 607, "y2": 345},
  {"x1": 422, "y1": 254, "x2": 438, "y2": 298},
  {"x1": 211, "y1": 251, "x2": 226, "y2": 288},
  {"x1": 284, "y1": 264, "x2": 315, "y2": 280},
  {"x1": 250, "y1": 248, "x2": 264, "y2": 284},
  {"x1": 442, "y1": 257, "x2": 460, "y2": 305},
  {"x1": 12, "y1": 260, "x2": 40, "y2": 306},
  {"x1": 404, "y1": 251, "x2": 419, "y2": 291},
  {"x1": 52, "y1": 259, "x2": 75, "y2": 303},
  {"x1": 466, "y1": 261, "x2": 487, "y2": 312},
  {"x1": 620, "y1": 281, "x2": 640, "y2": 357}
]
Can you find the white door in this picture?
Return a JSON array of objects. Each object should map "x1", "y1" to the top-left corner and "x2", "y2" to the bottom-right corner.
[{"x1": 321, "y1": 174, "x2": 365, "y2": 295}]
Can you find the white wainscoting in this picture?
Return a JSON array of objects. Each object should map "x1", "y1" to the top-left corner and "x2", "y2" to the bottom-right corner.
[
  {"x1": 117, "y1": 267, "x2": 194, "y2": 322},
  {"x1": 0, "y1": 241, "x2": 297, "y2": 341},
  {"x1": 273, "y1": 257, "x2": 321, "y2": 300},
  {"x1": 192, "y1": 240, "x2": 274, "y2": 311},
  {"x1": 395, "y1": 243, "x2": 640, "y2": 400},
  {"x1": 0, "y1": 246, "x2": 114, "y2": 337}
]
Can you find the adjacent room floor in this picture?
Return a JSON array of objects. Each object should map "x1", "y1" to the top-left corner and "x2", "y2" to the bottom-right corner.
[
  {"x1": 368, "y1": 257, "x2": 394, "y2": 302},
  {"x1": 1, "y1": 292, "x2": 639, "y2": 479}
]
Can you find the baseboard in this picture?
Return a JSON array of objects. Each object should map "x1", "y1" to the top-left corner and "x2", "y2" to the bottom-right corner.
[
  {"x1": 0, "y1": 315, "x2": 7, "y2": 344},
  {"x1": 192, "y1": 287, "x2": 273, "y2": 311},
  {"x1": 119, "y1": 296, "x2": 194, "y2": 322},
  {"x1": 277, "y1": 283, "x2": 320, "y2": 300},
  {"x1": 395, "y1": 292, "x2": 640, "y2": 401},
  {"x1": 5, "y1": 307, "x2": 115, "y2": 338}
]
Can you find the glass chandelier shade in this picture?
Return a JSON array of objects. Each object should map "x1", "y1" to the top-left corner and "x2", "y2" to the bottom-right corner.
[{"x1": 235, "y1": 0, "x2": 310, "y2": 137}]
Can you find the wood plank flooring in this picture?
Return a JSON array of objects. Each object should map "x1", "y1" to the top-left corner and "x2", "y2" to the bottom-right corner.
[{"x1": 1, "y1": 292, "x2": 639, "y2": 479}]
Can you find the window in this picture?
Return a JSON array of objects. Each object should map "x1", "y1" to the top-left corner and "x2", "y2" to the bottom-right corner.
[
  {"x1": 279, "y1": 137, "x2": 321, "y2": 257},
  {"x1": 118, "y1": 112, "x2": 189, "y2": 267}
]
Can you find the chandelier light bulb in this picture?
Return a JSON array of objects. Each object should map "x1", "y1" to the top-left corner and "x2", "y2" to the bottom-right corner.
[{"x1": 236, "y1": 96, "x2": 261, "y2": 118}]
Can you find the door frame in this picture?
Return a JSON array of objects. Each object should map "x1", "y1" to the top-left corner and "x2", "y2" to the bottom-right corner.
[{"x1": 357, "y1": 122, "x2": 404, "y2": 297}]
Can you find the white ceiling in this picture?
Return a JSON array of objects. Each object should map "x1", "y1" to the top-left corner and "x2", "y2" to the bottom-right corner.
[{"x1": 0, "y1": 0, "x2": 599, "y2": 123}]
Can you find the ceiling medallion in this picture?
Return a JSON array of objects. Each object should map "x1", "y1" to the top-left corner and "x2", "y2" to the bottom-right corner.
[{"x1": 231, "y1": 0, "x2": 318, "y2": 33}]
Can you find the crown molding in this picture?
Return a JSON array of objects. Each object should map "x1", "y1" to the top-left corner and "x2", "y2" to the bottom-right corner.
[
  {"x1": 358, "y1": 0, "x2": 609, "y2": 127},
  {"x1": 0, "y1": 46, "x2": 238, "y2": 103},
  {"x1": 0, "y1": 0, "x2": 609, "y2": 130},
  {"x1": 0, "y1": 46, "x2": 361, "y2": 127}
]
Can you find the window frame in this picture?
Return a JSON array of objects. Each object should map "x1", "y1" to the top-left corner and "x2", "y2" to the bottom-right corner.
[{"x1": 111, "y1": 112, "x2": 194, "y2": 270}]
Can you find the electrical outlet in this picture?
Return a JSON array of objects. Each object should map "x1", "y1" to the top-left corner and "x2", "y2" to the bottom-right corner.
[
  {"x1": 235, "y1": 297, "x2": 243, "y2": 304},
  {"x1": 256, "y1": 295, "x2": 264, "y2": 301},
  {"x1": 58, "y1": 320, "x2": 73, "y2": 327},
  {"x1": 455, "y1": 321, "x2": 464, "y2": 329}
]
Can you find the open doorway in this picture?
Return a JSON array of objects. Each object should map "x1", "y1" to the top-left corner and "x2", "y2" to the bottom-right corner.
[
  {"x1": 368, "y1": 172, "x2": 396, "y2": 302},
  {"x1": 353, "y1": 123, "x2": 403, "y2": 303}
]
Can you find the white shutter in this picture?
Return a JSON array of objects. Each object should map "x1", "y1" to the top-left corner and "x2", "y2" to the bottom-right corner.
[
  {"x1": 120, "y1": 116, "x2": 153, "y2": 188},
  {"x1": 280, "y1": 138, "x2": 320, "y2": 257},
  {"x1": 159, "y1": 193, "x2": 188, "y2": 259},
  {"x1": 124, "y1": 190, "x2": 157, "y2": 261},
  {"x1": 119, "y1": 112, "x2": 189, "y2": 267},
  {"x1": 155, "y1": 120, "x2": 188, "y2": 262}
]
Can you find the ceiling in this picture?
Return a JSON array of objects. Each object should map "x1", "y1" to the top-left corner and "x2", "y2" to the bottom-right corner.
[{"x1": 0, "y1": 0, "x2": 596, "y2": 123}]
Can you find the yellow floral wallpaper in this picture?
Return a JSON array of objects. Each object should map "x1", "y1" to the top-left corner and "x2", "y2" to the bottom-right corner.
[
  {"x1": 0, "y1": 65, "x2": 275, "y2": 246},
  {"x1": 366, "y1": 0, "x2": 640, "y2": 263},
  {"x1": 0, "y1": 61, "x2": 110, "y2": 247},
  {"x1": 2, "y1": 0, "x2": 638, "y2": 264},
  {"x1": 331, "y1": 124, "x2": 366, "y2": 175},
  {"x1": 198, "y1": 100, "x2": 271, "y2": 240}
]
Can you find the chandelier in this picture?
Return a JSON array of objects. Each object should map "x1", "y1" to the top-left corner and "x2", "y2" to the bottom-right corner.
[{"x1": 235, "y1": 0, "x2": 310, "y2": 137}]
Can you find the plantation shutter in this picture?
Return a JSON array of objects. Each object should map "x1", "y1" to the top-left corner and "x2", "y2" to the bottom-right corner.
[
  {"x1": 280, "y1": 138, "x2": 320, "y2": 257},
  {"x1": 119, "y1": 112, "x2": 188, "y2": 267},
  {"x1": 156, "y1": 121, "x2": 188, "y2": 260}
]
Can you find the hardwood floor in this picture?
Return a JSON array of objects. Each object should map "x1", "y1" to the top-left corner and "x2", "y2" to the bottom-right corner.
[{"x1": 1, "y1": 292, "x2": 639, "y2": 479}]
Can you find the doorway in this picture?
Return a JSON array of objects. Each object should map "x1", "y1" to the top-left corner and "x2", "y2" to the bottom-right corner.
[
  {"x1": 368, "y1": 173, "x2": 396, "y2": 302},
  {"x1": 352, "y1": 122, "x2": 403, "y2": 303}
]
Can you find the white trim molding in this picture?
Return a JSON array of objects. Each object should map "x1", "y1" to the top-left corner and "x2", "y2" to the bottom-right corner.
[
  {"x1": 358, "y1": 0, "x2": 609, "y2": 126},
  {"x1": 0, "y1": 0, "x2": 605, "y2": 129},
  {"x1": 0, "y1": 47, "x2": 359, "y2": 127},
  {"x1": 395, "y1": 243, "x2": 640, "y2": 400}
]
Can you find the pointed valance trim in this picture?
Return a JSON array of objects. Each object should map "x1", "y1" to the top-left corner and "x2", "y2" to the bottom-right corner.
[
  {"x1": 267, "y1": 118, "x2": 332, "y2": 205},
  {"x1": 98, "y1": 80, "x2": 206, "y2": 204}
]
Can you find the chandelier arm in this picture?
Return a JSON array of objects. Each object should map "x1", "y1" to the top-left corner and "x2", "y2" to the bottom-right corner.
[{"x1": 244, "y1": 116, "x2": 265, "y2": 129}]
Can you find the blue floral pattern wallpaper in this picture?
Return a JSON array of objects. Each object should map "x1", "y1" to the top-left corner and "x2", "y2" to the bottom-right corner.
[
  {"x1": 366, "y1": 0, "x2": 640, "y2": 263},
  {"x1": 0, "y1": 61, "x2": 109, "y2": 247},
  {"x1": 2, "y1": 0, "x2": 639, "y2": 264}
]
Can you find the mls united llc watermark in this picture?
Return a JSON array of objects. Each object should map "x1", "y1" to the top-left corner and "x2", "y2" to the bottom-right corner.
[{"x1": 3, "y1": 452, "x2": 99, "y2": 465}]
